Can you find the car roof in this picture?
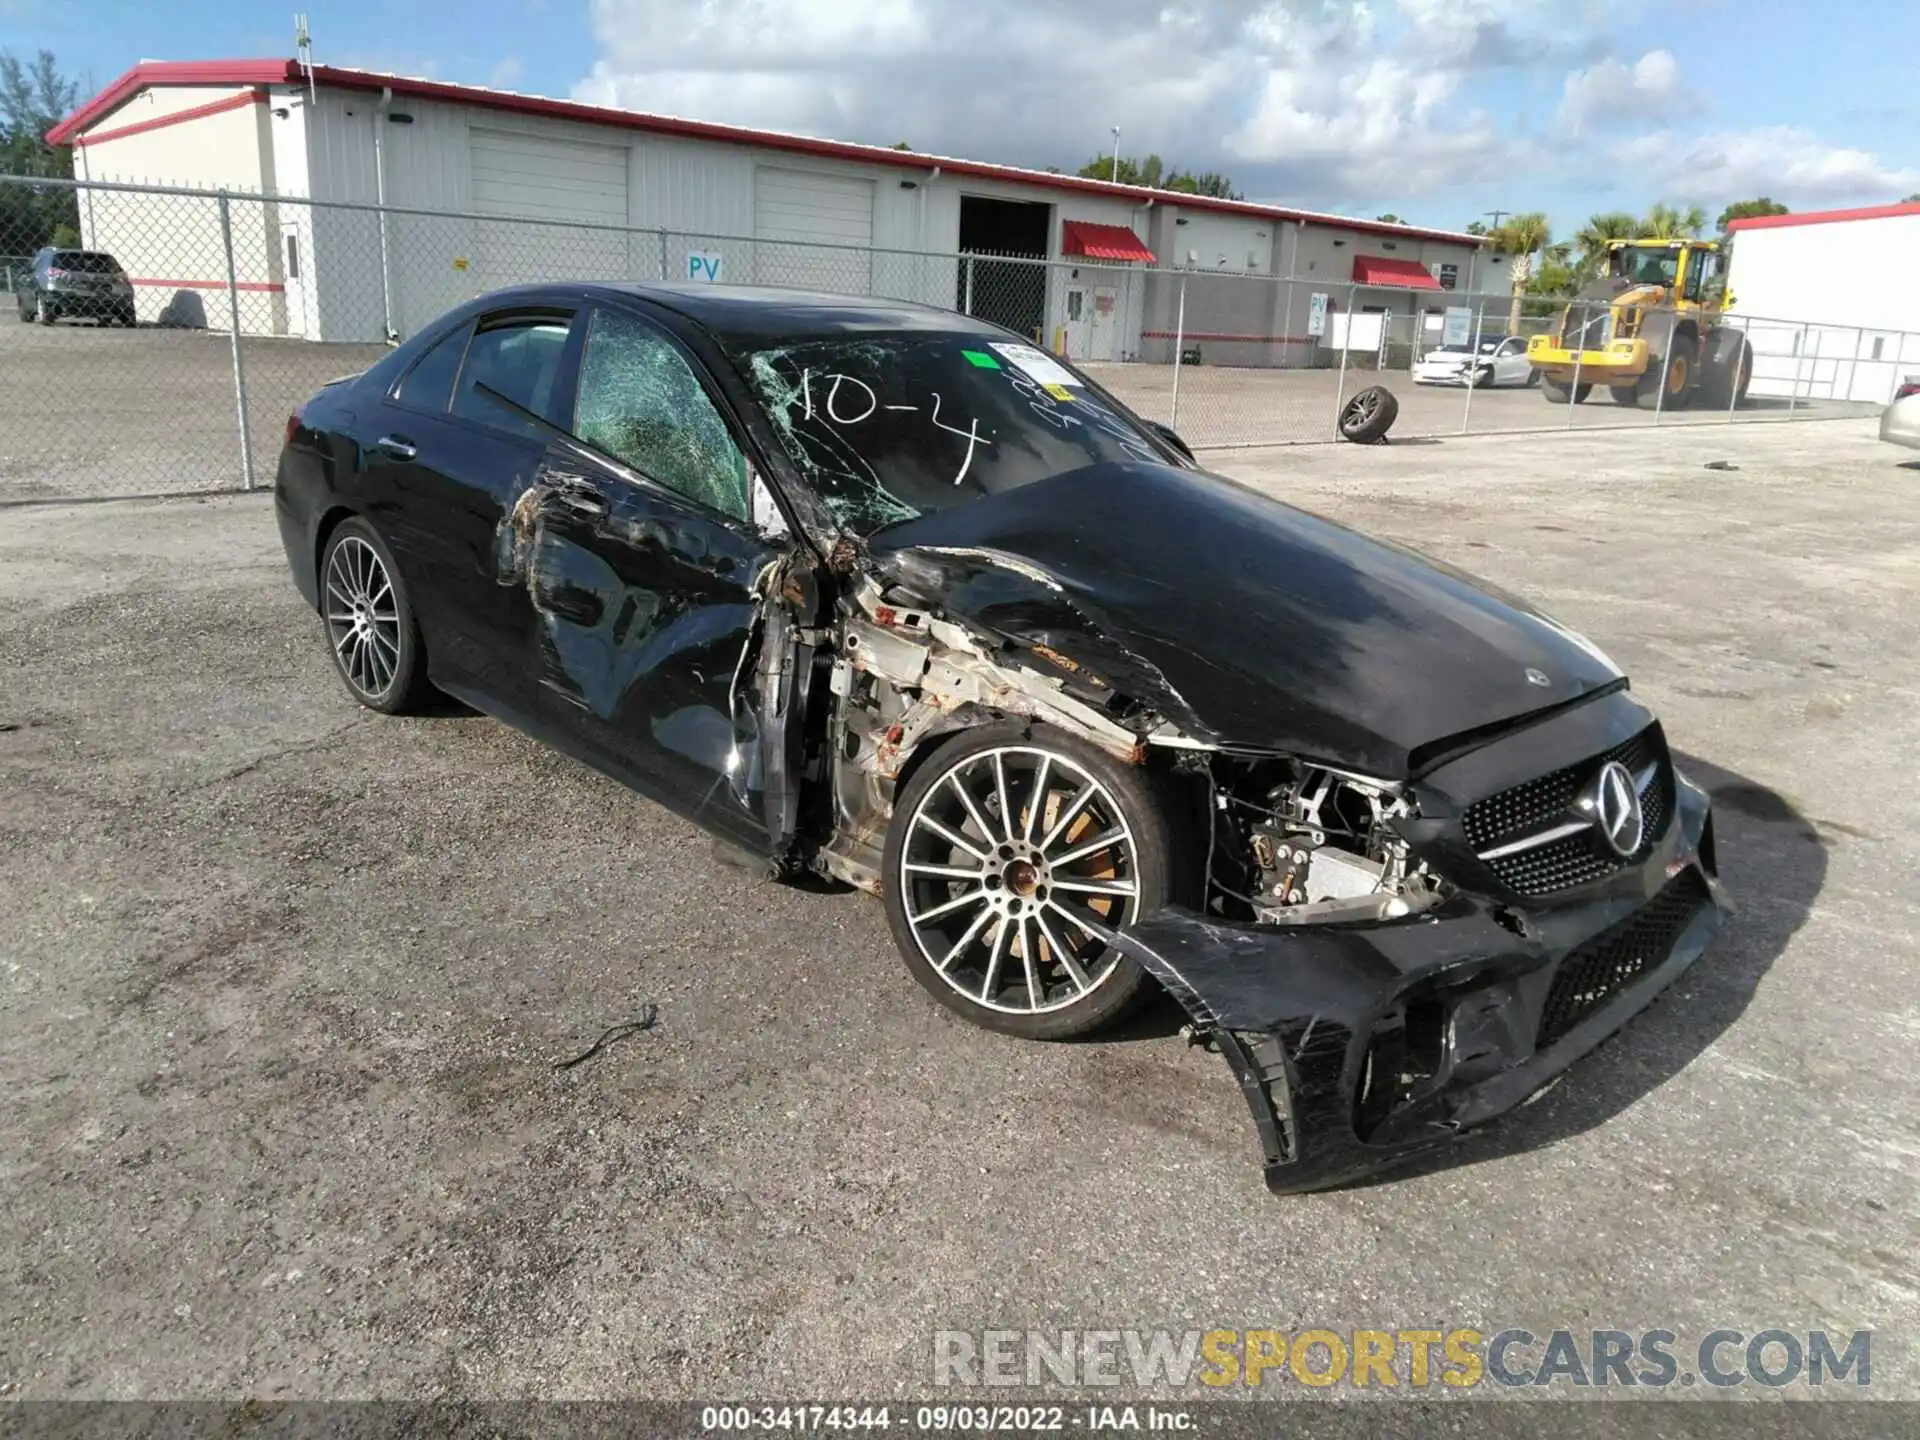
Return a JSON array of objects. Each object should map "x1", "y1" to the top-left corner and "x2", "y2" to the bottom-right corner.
[{"x1": 476, "y1": 281, "x2": 1000, "y2": 344}]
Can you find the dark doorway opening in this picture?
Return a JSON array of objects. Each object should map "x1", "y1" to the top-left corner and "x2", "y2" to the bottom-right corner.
[{"x1": 958, "y1": 195, "x2": 1051, "y2": 341}]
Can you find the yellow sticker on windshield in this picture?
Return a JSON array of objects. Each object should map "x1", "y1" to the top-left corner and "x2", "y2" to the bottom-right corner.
[{"x1": 1043, "y1": 382, "x2": 1075, "y2": 402}]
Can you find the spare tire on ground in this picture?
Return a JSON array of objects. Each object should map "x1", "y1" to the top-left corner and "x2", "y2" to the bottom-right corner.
[{"x1": 1338, "y1": 385, "x2": 1399, "y2": 443}]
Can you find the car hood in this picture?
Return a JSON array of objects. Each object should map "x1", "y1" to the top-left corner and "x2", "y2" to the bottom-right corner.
[{"x1": 867, "y1": 461, "x2": 1623, "y2": 777}]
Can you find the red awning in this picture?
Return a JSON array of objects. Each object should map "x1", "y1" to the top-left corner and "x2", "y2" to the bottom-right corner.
[
  {"x1": 1062, "y1": 221, "x2": 1156, "y2": 263},
  {"x1": 1352, "y1": 254, "x2": 1443, "y2": 289}
]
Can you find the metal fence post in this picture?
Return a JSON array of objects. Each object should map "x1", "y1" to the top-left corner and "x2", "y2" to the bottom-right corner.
[
  {"x1": 1567, "y1": 324, "x2": 1583, "y2": 431},
  {"x1": 1726, "y1": 319, "x2": 1745, "y2": 424},
  {"x1": 1459, "y1": 300, "x2": 1485, "y2": 435},
  {"x1": 1331, "y1": 287, "x2": 1353, "y2": 436},
  {"x1": 218, "y1": 191, "x2": 256, "y2": 492},
  {"x1": 658, "y1": 228, "x2": 670, "y2": 281},
  {"x1": 1652, "y1": 306, "x2": 1668, "y2": 428},
  {"x1": 1785, "y1": 322, "x2": 1805, "y2": 417},
  {"x1": 1170, "y1": 273, "x2": 1188, "y2": 428},
  {"x1": 963, "y1": 254, "x2": 975, "y2": 317}
]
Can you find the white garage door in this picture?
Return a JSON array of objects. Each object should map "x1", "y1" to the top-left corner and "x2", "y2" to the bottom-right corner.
[
  {"x1": 754, "y1": 167, "x2": 874, "y2": 293},
  {"x1": 471, "y1": 129, "x2": 630, "y2": 289}
]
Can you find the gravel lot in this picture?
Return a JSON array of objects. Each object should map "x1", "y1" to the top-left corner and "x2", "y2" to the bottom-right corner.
[
  {"x1": 0, "y1": 315, "x2": 1879, "y2": 501},
  {"x1": 2, "y1": 419, "x2": 1916, "y2": 1404}
]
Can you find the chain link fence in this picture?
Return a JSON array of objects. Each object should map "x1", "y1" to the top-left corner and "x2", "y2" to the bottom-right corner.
[{"x1": 3, "y1": 173, "x2": 1912, "y2": 502}]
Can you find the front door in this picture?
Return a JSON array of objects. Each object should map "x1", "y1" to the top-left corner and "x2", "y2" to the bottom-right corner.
[
  {"x1": 279, "y1": 221, "x2": 307, "y2": 337},
  {"x1": 1088, "y1": 285, "x2": 1118, "y2": 360},
  {"x1": 1063, "y1": 285, "x2": 1090, "y2": 359},
  {"x1": 515, "y1": 303, "x2": 792, "y2": 848}
]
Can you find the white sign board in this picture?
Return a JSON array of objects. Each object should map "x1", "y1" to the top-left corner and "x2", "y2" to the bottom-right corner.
[
  {"x1": 1306, "y1": 292, "x2": 1329, "y2": 338},
  {"x1": 1443, "y1": 306, "x2": 1474, "y2": 348},
  {"x1": 687, "y1": 250, "x2": 724, "y2": 283},
  {"x1": 1325, "y1": 312, "x2": 1385, "y2": 353}
]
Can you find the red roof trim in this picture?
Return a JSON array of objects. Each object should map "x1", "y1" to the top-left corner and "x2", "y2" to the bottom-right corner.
[
  {"x1": 1726, "y1": 201, "x2": 1920, "y2": 232},
  {"x1": 1061, "y1": 220, "x2": 1155, "y2": 263},
  {"x1": 74, "y1": 87, "x2": 265, "y2": 148},
  {"x1": 49, "y1": 59, "x2": 1485, "y2": 247},
  {"x1": 1352, "y1": 253, "x2": 1443, "y2": 290}
]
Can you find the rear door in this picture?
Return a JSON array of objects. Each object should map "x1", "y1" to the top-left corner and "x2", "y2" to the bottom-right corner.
[
  {"x1": 509, "y1": 302, "x2": 794, "y2": 847},
  {"x1": 360, "y1": 305, "x2": 582, "y2": 711}
]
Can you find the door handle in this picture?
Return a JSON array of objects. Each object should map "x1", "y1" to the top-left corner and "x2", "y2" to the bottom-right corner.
[{"x1": 375, "y1": 435, "x2": 417, "y2": 461}]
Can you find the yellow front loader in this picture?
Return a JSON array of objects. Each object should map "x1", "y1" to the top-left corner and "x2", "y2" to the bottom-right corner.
[{"x1": 1526, "y1": 239, "x2": 1753, "y2": 409}]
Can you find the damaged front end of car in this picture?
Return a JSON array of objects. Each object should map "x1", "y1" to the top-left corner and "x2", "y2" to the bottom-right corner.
[{"x1": 738, "y1": 518, "x2": 1726, "y2": 1195}]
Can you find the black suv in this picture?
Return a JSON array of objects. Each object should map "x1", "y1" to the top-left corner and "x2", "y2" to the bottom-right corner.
[{"x1": 14, "y1": 248, "x2": 136, "y2": 327}]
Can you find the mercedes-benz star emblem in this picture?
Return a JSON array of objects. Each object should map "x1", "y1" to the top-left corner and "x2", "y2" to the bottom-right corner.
[
  {"x1": 1590, "y1": 760, "x2": 1645, "y2": 857},
  {"x1": 1525, "y1": 667, "x2": 1551, "y2": 687}
]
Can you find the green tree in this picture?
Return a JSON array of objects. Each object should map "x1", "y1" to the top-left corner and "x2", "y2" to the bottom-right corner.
[
  {"x1": 1574, "y1": 211, "x2": 1638, "y2": 276},
  {"x1": 1638, "y1": 202, "x2": 1708, "y2": 239},
  {"x1": 1465, "y1": 219, "x2": 1490, "y2": 236},
  {"x1": 1489, "y1": 211, "x2": 1552, "y2": 330},
  {"x1": 1376, "y1": 212, "x2": 1403, "y2": 224},
  {"x1": 1901, "y1": 192, "x2": 1920, "y2": 203},
  {"x1": 1075, "y1": 153, "x2": 1241, "y2": 200},
  {"x1": 0, "y1": 49, "x2": 83, "y2": 258},
  {"x1": 1715, "y1": 197, "x2": 1787, "y2": 233}
]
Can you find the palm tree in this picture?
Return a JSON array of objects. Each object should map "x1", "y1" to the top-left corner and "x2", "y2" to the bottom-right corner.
[
  {"x1": 1639, "y1": 203, "x2": 1707, "y2": 240},
  {"x1": 1575, "y1": 211, "x2": 1638, "y2": 276},
  {"x1": 1490, "y1": 211, "x2": 1552, "y2": 331}
]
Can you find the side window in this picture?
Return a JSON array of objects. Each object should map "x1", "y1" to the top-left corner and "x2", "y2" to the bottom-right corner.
[
  {"x1": 451, "y1": 316, "x2": 572, "y2": 437},
  {"x1": 573, "y1": 306, "x2": 750, "y2": 522},
  {"x1": 394, "y1": 323, "x2": 471, "y2": 413}
]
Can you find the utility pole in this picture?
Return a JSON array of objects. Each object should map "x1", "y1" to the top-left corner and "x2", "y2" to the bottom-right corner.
[
  {"x1": 1110, "y1": 127, "x2": 1121, "y2": 184},
  {"x1": 1483, "y1": 209, "x2": 1510, "y2": 231}
]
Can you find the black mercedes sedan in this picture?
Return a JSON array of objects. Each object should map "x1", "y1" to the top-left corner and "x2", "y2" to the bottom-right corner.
[{"x1": 275, "y1": 282, "x2": 1725, "y2": 1193}]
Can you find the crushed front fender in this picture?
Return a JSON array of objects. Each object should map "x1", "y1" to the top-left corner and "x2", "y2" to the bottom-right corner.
[{"x1": 1112, "y1": 777, "x2": 1727, "y2": 1195}]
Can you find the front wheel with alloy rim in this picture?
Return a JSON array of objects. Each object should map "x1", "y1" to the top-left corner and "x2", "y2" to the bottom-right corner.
[
  {"x1": 882, "y1": 723, "x2": 1171, "y2": 1039},
  {"x1": 319, "y1": 518, "x2": 432, "y2": 714}
]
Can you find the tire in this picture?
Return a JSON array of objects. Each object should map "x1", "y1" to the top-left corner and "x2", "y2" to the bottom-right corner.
[
  {"x1": 1701, "y1": 330, "x2": 1753, "y2": 411},
  {"x1": 1631, "y1": 349, "x2": 1693, "y2": 410},
  {"x1": 1609, "y1": 386, "x2": 1639, "y2": 406},
  {"x1": 1338, "y1": 384, "x2": 1399, "y2": 443},
  {"x1": 882, "y1": 721, "x2": 1171, "y2": 1040},
  {"x1": 1540, "y1": 377, "x2": 1592, "y2": 404},
  {"x1": 318, "y1": 517, "x2": 432, "y2": 715},
  {"x1": 1527, "y1": 369, "x2": 1543, "y2": 387},
  {"x1": 1470, "y1": 366, "x2": 1494, "y2": 389},
  {"x1": 35, "y1": 296, "x2": 54, "y2": 326}
]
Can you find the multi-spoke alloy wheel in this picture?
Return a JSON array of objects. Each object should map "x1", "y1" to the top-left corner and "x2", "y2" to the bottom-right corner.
[
  {"x1": 883, "y1": 725, "x2": 1169, "y2": 1038},
  {"x1": 319, "y1": 519, "x2": 428, "y2": 714}
]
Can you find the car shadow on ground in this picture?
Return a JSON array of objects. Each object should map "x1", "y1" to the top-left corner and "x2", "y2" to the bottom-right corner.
[{"x1": 1338, "y1": 750, "x2": 1823, "y2": 1188}]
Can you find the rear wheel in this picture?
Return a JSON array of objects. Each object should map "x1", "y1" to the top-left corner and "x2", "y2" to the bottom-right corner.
[
  {"x1": 1609, "y1": 385, "x2": 1639, "y2": 405},
  {"x1": 319, "y1": 518, "x2": 432, "y2": 714},
  {"x1": 882, "y1": 723, "x2": 1169, "y2": 1040},
  {"x1": 1701, "y1": 330, "x2": 1753, "y2": 410},
  {"x1": 1541, "y1": 377, "x2": 1592, "y2": 403},
  {"x1": 35, "y1": 296, "x2": 54, "y2": 325}
]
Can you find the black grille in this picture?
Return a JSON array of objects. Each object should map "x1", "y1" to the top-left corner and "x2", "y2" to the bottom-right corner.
[
  {"x1": 1462, "y1": 727, "x2": 1672, "y2": 897},
  {"x1": 1537, "y1": 870, "x2": 1710, "y2": 1048}
]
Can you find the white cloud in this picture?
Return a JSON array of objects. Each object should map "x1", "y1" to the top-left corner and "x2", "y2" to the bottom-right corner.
[
  {"x1": 1555, "y1": 48, "x2": 1692, "y2": 139},
  {"x1": 569, "y1": 0, "x2": 1917, "y2": 217},
  {"x1": 1621, "y1": 125, "x2": 1920, "y2": 206}
]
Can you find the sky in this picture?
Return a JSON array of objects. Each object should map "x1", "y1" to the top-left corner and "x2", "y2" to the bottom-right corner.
[{"x1": 6, "y1": 0, "x2": 1919, "y2": 236}]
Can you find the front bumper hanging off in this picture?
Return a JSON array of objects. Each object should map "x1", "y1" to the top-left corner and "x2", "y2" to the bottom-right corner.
[{"x1": 1114, "y1": 777, "x2": 1725, "y2": 1195}]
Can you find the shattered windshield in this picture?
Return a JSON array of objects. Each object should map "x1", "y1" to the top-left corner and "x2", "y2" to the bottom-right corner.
[{"x1": 734, "y1": 333, "x2": 1168, "y2": 535}]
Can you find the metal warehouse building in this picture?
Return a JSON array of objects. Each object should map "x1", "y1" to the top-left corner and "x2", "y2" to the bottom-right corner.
[
  {"x1": 1725, "y1": 201, "x2": 1920, "y2": 403},
  {"x1": 49, "y1": 58, "x2": 1504, "y2": 357}
]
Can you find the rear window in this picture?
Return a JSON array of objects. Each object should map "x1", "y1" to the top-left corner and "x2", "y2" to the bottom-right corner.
[{"x1": 52, "y1": 252, "x2": 123, "y2": 274}]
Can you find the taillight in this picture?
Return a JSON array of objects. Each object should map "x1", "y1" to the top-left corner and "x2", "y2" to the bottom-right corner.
[
  {"x1": 1896, "y1": 382, "x2": 1920, "y2": 401},
  {"x1": 285, "y1": 411, "x2": 303, "y2": 447},
  {"x1": 47, "y1": 267, "x2": 67, "y2": 278}
]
